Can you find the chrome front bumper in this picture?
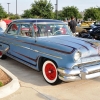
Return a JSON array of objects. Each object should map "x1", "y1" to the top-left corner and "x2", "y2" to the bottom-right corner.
[{"x1": 58, "y1": 64, "x2": 100, "y2": 82}]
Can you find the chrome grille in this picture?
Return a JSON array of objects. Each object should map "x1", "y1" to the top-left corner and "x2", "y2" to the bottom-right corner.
[{"x1": 76, "y1": 56, "x2": 100, "y2": 68}]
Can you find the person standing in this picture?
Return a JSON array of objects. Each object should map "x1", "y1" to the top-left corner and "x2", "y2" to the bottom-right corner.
[
  {"x1": 0, "y1": 18, "x2": 7, "y2": 31},
  {"x1": 69, "y1": 16, "x2": 77, "y2": 36}
]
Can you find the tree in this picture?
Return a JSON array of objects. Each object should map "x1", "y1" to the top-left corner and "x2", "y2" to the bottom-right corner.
[
  {"x1": 22, "y1": 0, "x2": 54, "y2": 19},
  {"x1": 53, "y1": 10, "x2": 63, "y2": 20},
  {"x1": 84, "y1": 7, "x2": 100, "y2": 21},
  {"x1": 61, "y1": 6, "x2": 82, "y2": 20},
  {"x1": 21, "y1": 9, "x2": 33, "y2": 18},
  {"x1": 0, "y1": 4, "x2": 8, "y2": 18},
  {"x1": 7, "y1": 13, "x2": 20, "y2": 19}
]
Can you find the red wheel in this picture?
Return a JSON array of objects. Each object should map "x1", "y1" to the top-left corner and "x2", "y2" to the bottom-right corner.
[{"x1": 42, "y1": 60, "x2": 61, "y2": 85}]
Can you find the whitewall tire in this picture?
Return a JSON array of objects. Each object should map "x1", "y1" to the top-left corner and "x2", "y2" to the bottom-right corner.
[{"x1": 42, "y1": 60, "x2": 61, "y2": 85}]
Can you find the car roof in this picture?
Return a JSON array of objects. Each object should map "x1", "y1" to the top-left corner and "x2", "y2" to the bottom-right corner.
[{"x1": 12, "y1": 19, "x2": 64, "y2": 24}]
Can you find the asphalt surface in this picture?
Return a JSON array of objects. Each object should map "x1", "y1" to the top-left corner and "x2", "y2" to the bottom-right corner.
[{"x1": 0, "y1": 57, "x2": 100, "y2": 100}]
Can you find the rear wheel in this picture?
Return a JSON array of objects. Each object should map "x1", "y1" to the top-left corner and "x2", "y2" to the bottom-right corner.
[
  {"x1": 0, "y1": 51, "x2": 7, "y2": 60},
  {"x1": 42, "y1": 60, "x2": 61, "y2": 85},
  {"x1": 1, "y1": 55, "x2": 7, "y2": 59}
]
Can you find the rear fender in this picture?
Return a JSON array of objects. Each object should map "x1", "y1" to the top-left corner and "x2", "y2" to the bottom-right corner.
[{"x1": 0, "y1": 43, "x2": 9, "y2": 58}]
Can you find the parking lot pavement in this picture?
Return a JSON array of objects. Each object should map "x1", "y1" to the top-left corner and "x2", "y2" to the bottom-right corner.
[{"x1": 0, "y1": 57, "x2": 100, "y2": 100}]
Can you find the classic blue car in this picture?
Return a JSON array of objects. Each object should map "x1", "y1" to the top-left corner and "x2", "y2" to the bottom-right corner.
[{"x1": 0, "y1": 19, "x2": 100, "y2": 85}]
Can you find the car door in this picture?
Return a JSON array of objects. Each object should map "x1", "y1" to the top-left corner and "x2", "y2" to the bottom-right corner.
[
  {"x1": 3, "y1": 23, "x2": 20, "y2": 56},
  {"x1": 13, "y1": 23, "x2": 33, "y2": 65}
]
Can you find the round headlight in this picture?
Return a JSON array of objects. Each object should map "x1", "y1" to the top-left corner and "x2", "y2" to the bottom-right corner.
[{"x1": 74, "y1": 51, "x2": 81, "y2": 61}]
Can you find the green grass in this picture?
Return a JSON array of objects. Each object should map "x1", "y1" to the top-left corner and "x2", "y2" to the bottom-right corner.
[{"x1": 0, "y1": 82, "x2": 3, "y2": 87}]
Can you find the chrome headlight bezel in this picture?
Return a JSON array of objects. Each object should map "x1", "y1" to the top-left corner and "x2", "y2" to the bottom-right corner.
[{"x1": 74, "y1": 51, "x2": 81, "y2": 61}]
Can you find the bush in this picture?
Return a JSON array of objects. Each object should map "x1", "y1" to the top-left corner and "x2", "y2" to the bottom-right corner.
[{"x1": 0, "y1": 82, "x2": 3, "y2": 87}]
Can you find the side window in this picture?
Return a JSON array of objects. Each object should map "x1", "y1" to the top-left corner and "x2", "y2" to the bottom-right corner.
[
  {"x1": 7, "y1": 23, "x2": 19, "y2": 35},
  {"x1": 33, "y1": 24, "x2": 53, "y2": 37},
  {"x1": 19, "y1": 24, "x2": 32, "y2": 37}
]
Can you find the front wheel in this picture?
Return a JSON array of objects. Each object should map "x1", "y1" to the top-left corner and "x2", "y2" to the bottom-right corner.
[{"x1": 42, "y1": 60, "x2": 61, "y2": 85}]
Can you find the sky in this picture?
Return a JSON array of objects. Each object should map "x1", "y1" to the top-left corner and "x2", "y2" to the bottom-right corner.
[{"x1": 0, "y1": 0, "x2": 100, "y2": 15}]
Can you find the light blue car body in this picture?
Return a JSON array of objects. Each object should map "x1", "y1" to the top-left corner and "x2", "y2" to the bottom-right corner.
[{"x1": 0, "y1": 19, "x2": 100, "y2": 83}]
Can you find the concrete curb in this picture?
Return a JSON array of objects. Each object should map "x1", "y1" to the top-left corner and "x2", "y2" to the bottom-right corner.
[{"x1": 0, "y1": 65, "x2": 20, "y2": 98}]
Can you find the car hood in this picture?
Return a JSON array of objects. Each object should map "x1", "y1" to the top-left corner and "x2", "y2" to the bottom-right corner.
[{"x1": 42, "y1": 35, "x2": 100, "y2": 57}]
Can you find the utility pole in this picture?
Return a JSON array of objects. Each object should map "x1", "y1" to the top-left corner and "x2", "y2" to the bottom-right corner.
[
  {"x1": 7, "y1": 3, "x2": 10, "y2": 15},
  {"x1": 56, "y1": 0, "x2": 58, "y2": 19},
  {"x1": 16, "y1": 0, "x2": 17, "y2": 15}
]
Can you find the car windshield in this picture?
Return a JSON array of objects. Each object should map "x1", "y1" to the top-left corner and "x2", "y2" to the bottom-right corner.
[{"x1": 33, "y1": 23, "x2": 72, "y2": 37}]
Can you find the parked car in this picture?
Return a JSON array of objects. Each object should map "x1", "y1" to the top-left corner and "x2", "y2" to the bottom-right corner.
[
  {"x1": 79, "y1": 26, "x2": 100, "y2": 40},
  {"x1": 88, "y1": 26, "x2": 100, "y2": 40},
  {"x1": 81, "y1": 21, "x2": 95, "y2": 27},
  {"x1": 76, "y1": 26, "x2": 86, "y2": 33},
  {"x1": 1, "y1": 19, "x2": 100, "y2": 85}
]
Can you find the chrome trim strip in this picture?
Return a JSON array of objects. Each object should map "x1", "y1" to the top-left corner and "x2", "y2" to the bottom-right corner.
[{"x1": 0, "y1": 41, "x2": 62, "y2": 59}]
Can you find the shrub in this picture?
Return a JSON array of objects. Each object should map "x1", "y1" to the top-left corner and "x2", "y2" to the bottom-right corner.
[{"x1": 0, "y1": 82, "x2": 3, "y2": 87}]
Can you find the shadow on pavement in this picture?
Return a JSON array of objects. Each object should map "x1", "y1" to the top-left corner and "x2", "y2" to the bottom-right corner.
[{"x1": 0, "y1": 57, "x2": 49, "y2": 86}]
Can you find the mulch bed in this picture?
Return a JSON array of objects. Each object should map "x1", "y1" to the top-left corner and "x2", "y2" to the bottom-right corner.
[{"x1": 0, "y1": 69, "x2": 12, "y2": 86}]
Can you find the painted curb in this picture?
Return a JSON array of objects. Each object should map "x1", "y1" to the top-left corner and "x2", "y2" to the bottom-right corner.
[{"x1": 0, "y1": 65, "x2": 20, "y2": 98}]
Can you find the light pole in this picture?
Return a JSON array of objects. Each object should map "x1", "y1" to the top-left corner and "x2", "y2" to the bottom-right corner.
[
  {"x1": 16, "y1": 0, "x2": 17, "y2": 15},
  {"x1": 7, "y1": 3, "x2": 10, "y2": 15},
  {"x1": 55, "y1": 0, "x2": 58, "y2": 19}
]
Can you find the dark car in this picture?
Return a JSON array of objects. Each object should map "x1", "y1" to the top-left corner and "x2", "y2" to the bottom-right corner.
[
  {"x1": 89, "y1": 26, "x2": 100, "y2": 40},
  {"x1": 77, "y1": 25, "x2": 100, "y2": 40}
]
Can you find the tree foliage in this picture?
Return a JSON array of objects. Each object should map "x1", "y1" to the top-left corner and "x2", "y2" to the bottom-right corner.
[
  {"x1": 61, "y1": 6, "x2": 82, "y2": 20},
  {"x1": 22, "y1": 0, "x2": 54, "y2": 19},
  {"x1": 84, "y1": 7, "x2": 100, "y2": 21},
  {"x1": 0, "y1": 4, "x2": 7, "y2": 18},
  {"x1": 7, "y1": 13, "x2": 20, "y2": 19},
  {"x1": 21, "y1": 9, "x2": 33, "y2": 18}
]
